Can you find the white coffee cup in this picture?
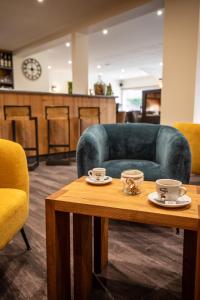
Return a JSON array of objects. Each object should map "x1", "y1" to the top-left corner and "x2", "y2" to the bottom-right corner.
[
  {"x1": 88, "y1": 168, "x2": 106, "y2": 181},
  {"x1": 156, "y1": 179, "x2": 187, "y2": 201}
]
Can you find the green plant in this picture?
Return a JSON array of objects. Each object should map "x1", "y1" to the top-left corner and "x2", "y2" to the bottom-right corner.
[{"x1": 68, "y1": 81, "x2": 73, "y2": 94}]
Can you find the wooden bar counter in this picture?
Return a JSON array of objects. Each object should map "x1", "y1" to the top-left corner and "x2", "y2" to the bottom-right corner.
[{"x1": 0, "y1": 90, "x2": 116, "y2": 156}]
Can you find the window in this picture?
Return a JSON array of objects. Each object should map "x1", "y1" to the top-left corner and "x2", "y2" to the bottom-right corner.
[{"x1": 122, "y1": 89, "x2": 142, "y2": 112}]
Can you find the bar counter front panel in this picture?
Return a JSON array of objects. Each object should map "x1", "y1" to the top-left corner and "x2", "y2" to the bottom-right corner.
[{"x1": 0, "y1": 91, "x2": 116, "y2": 156}]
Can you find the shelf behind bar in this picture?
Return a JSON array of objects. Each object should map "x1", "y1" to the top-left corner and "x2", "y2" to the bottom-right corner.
[{"x1": 0, "y1": 66, "x2": 12, "y2": 71}]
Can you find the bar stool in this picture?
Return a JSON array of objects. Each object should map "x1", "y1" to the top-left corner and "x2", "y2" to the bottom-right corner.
[
  {"x1": 4, "y1": 105, "x2": 39, "y2": 171},
  {"x1": 45, "y1": 106, "x2": 70, "y2": 165},
  {"x1": 116, "y1": 111, "x2": 126, "y2": 123},
  {"x1": 78, "y1": 107, "x2": 100, "y2": 136}
]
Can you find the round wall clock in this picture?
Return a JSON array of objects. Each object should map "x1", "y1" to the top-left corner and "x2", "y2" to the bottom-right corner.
[{"x1": 22, "y1": 58, "x2": 42, "y2": 80}]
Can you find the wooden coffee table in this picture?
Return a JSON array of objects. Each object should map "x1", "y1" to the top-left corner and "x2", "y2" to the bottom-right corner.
[{"x1": 46, "y1": 177, "x2": 200, "y2": 300}]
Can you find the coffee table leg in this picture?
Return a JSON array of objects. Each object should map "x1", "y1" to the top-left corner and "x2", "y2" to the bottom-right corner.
[
  {"x1": 195, "y1": 226, "x2": 200, "y2": 300},
  {"x1": 73, "y1": 214, "x2": 92, "y2": 300},
  {"x1": 94, "y1": 217, "x2": 108, "y2": 274},
  {"x1": 182, "y1": 229, "x2": 197, "y2": 300},
  {"x1": 46, "y1": 201, "x2": 71, "y2": 300}
]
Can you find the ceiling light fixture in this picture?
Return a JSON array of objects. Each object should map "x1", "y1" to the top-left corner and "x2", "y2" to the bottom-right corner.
[
  {"x1": 48, "y1": 66, "x2": 52, "y2": 69},
  {"x1": 121, "y1": 69, "x2": 125, "y2": 73},
  {"x1": 65, "y1": 42, "x2": 71, "y2": 47},
  {"x1": 97, "y1": 65, "x2": 101, "y2": 69},
  {"x1": 160, "y1": 62, "x2": 163, "y2": 66},
  {"x1": 157, "y1": 9, "x2": 163, "y2": 16},
  {"x1": 68, "y1": 60, "x2": 72, "y2": 65},
  {"x1": 37, "y1": 0, "x2": 44, "y2": 3},
  {"x1": 102, "y1": 29, "x2": 108, "y2": 35}
]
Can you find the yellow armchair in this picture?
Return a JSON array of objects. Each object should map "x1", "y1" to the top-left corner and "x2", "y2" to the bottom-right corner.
[
  {"x1": 0, "y1": 139, "x2": 30, "y2": 250},
  {"x1": 174, "y1": 123, "x2": 200, "y2": 174}
]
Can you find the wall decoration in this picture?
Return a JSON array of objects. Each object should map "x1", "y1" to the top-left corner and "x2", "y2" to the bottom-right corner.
[{"x1": 22, "y1": 58, "x2": 42, "y2": 81}]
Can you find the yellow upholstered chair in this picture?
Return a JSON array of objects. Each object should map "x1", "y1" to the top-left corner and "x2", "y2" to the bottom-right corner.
[
  {"x1": 174, "y1": 123, "x2": 200, "y2": 174},
  {"x1": 0, "y1": 139, "x2": 30, "y2": 250}
]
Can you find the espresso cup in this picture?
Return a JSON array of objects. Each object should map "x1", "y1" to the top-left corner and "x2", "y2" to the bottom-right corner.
[
  {"x1": 121, "y1": 169, "x2": 144, "y2": 195},
  {"x1": 88, "y1": 168, "x2": 106, "y2": 181},
  {"x1": 156, "y1": 179, "x2": 187, "y2": 201}
]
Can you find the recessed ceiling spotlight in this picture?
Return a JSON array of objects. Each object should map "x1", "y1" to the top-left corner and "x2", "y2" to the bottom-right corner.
[
  {"x1": 102, "y1": 29, "x2": 108, "y2": 35},
  {"x1": 121, "y1": 69, "x2": 125, "y2": 73},
  {"x1": 65, "y1": 42, "x2": 71, "y2": 47},
  {"x1": 157, "y1": 9, "x2": 163, "y2": 16},
  {"x1": 68, "y1": 60, "x2": 72, "y2": 65},
  {"x1": 160, "y1": 62, "x2": 163, "y2": 66},
  {"x1": 97, "y1": 65, "x2": 101, "y2": 69},
  {"x1": 37, "y1": 0, "x2": 44, "y2": 3},
  {"x1": 48, "y1": 66, "x2": 52, "y2": 69}
]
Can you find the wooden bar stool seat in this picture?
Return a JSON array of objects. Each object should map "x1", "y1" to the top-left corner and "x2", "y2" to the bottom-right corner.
[
  {"x1": 78, "y1": 107, "x2": 100, "y2": 136},
  {"x1": 4, "y1": 105, "x2": 39, "y2": 171},
  {"x1": 45, "y1": 106, "x2": 70, "y2": 165}
]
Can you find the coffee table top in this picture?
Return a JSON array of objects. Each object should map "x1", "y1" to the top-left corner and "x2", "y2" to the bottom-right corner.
[{"x1": 46, "y1": 177, "x2": 200, "y2": 231}]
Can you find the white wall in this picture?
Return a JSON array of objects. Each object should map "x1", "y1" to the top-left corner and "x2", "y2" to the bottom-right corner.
[
  {"x1": 13, "y1": 52, "x2": 50, "y2": 92},
  {"x1": 49, "y1": 70, "x2": 72, "y2": 93},
  {"x1": 13, "y1": 51, "x2": 122, "y2": 96},
  {"x1": 121, "y1": 75, "x2": 159, "y2": 89},
  {"x1": 13, "y1": 52, "x2": 159, "y2": 98}
]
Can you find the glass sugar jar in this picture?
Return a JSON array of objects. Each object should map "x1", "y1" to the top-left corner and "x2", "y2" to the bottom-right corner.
[{"x1": 121, "y1": 169, "x2": 144, "y2": 195}]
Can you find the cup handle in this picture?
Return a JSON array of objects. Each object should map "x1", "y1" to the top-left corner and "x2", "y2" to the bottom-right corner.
[
  {"x1": 179, "y1": 186, "x2": 187, "y2": 197},
  {"x1": 88, "y1": 170, "x2": 93, "y2": 177}
]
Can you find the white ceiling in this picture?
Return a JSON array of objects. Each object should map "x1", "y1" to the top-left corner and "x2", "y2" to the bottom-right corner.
[
  {"x1": 44, "y1": 10, "x2": 163, "y2": 81},
  {"x1": 0, "y1": 0, "x2": 163, "y2": 83},
  {"x1": 0, "y1": 0, "x2": 152, "y2": 52},
  {"x1": 89, "y1": 10, "x2": 163, "y2": 80}
]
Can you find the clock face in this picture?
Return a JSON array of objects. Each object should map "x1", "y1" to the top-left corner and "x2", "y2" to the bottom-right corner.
[{"x1": 22, "y1": 58, "x2": 42, "y2": 80}]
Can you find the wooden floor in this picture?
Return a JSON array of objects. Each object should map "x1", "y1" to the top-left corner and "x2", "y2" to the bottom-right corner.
[{"x1": 0, "y1": 162, "x2": 197, "y2": 300}]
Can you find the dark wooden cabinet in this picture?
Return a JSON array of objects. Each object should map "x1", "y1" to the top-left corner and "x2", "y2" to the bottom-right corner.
[
  {"x1": 142, "y1": 89, "x2": 161, "y2": 124},
  {"x1": 0, "y1": 50, "x2": 14, "y2": 89}
]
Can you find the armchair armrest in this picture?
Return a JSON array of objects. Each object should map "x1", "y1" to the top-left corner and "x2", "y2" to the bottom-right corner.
[
  {"x1": 76, "y1": 125, "x2": 109, "y2": 177},
  {"x1": 156, "y1": 126, "x2": 191, "y2": 183},
  {"x1": 0, "y1": 139, "x2": 29, "y2": 196}
]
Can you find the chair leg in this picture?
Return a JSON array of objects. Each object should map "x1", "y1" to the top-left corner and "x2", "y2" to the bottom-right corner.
[{"x1": 20, "y1": 227, "x2": 31, "y2": 250}]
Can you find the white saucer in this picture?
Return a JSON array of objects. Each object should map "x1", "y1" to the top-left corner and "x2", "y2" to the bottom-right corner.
[
  {"x1": 148, "y1": 192, "x2": 191, "y2": 208},
  {"x1": 86, "y1": 176, "x2": 112, "y2": 185}
]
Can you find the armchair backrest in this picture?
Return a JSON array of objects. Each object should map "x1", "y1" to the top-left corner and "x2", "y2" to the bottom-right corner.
[
  {"x1": 103, "y1": 123, "x2": 160, "y2": 161},
  {"x1": 0, "y1": 139, "x2": 29, "y2": 197}
]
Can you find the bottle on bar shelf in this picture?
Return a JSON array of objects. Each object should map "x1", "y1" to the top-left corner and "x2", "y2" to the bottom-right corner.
[
  {"x1": 7, "y1": 55, "x2": 12, "y2": 68},
  {"x1": 0, "y1": 53, "x2": 4, "y2": 67},
  {"x1": 4, "y1": 54, "x2": 8, "y2": 67}
]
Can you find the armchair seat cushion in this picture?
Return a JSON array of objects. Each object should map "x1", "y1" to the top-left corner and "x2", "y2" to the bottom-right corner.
[
  {"x1": 101, "y1": 159, "x2": 162, "y2": 180},
  {"x1": 0, "y1": 188, "x2": 28, "y2": 250}
]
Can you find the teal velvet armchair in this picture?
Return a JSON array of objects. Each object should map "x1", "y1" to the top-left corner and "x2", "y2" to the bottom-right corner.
[{"x1": 76, "y1": 123, "x2": 191, "y2": 183}]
